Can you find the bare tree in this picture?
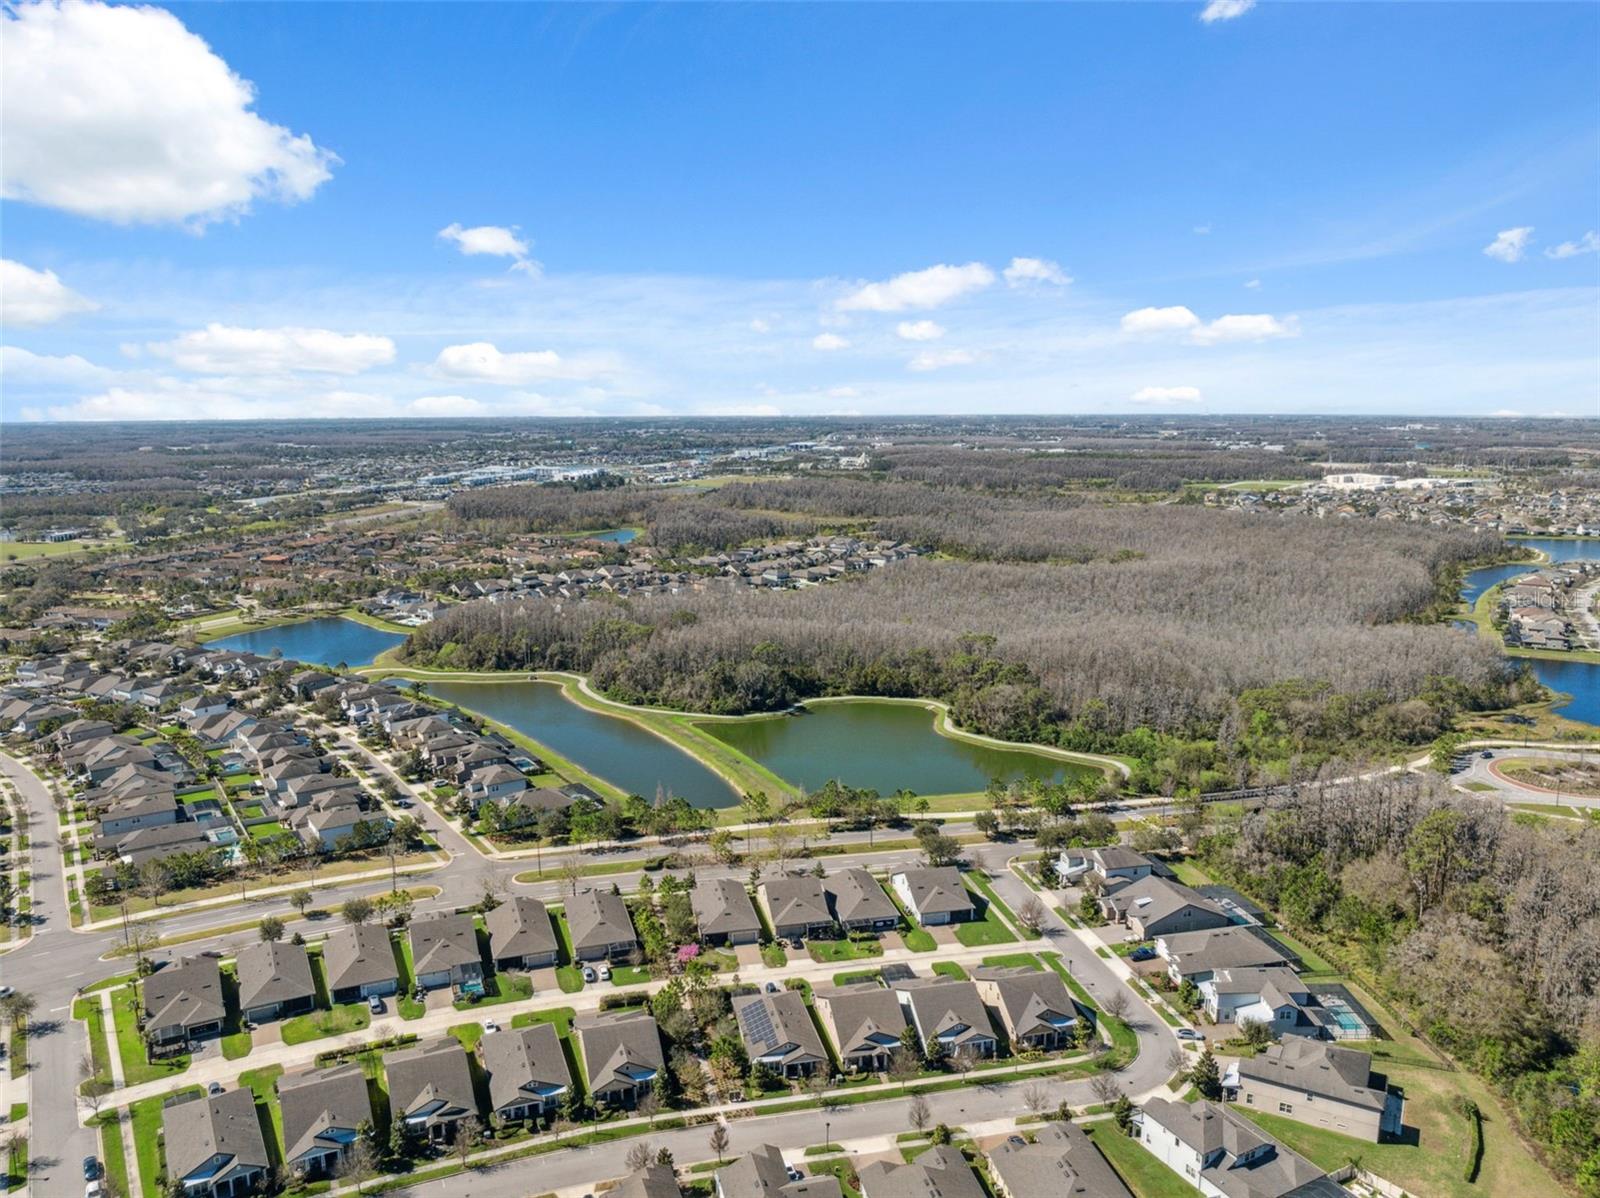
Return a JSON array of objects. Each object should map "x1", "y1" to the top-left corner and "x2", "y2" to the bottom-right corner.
[
  {"x1": 1021, "y1": 1082, "x2": 1051, "y2": 1115},
  {"x1": 1015, "y1": 896, "x2": 1046, "y2": 935},
  {"x1": 637, "y1": 1089, "x2": 663, "y2": 1128},
  {"x1": 336, "y1": 1136, "x2": 378, "y2": 1194},
  {"x1": 708, "y1": 1122, "x2": 730, "y2": 1165},
  {"x1": 1089, "y1": 1070, "x2": 1122, "y2": 1107},
  {"x1": 906, "y1": 1092, "x2": 931, "y2": 1135},
  {"x1": 1101, "y1": 989, "x2": 1130, "y2": 1022},
  {"x1": 624, "y1": 1141, "x2": 656, "y2": 1172},
  {"x1": 451, "y1": 1115, "x2": 483, "y2": 1169}
]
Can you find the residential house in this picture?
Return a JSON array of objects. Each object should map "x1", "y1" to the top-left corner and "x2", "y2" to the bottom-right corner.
[
  {"x1": 691, "y1": 877, "x2": 762, "y2": 946},
  {"x1": 142, "y1": 955, "x2": 227, "y2": 1048},
  {"x1": 813, "y1": 984, "x2": 908, "y2": 1074},
  {"x1": 1100, "y1": 876, "x2": 1232, "y2": 940},
  {"x1": 759, "y1": 875, "x2": 835, "y2": 941},
  {"x1": 1157, "y1": 927, "x2": 1298, "y2": 986},
  {"x1": 407, "y1": 913, "x2": 486, "y2": 994},
  {"x1": 889, "y1": 867, "x2": 975, "y2": 926},
  {"x1": 828, "y1": 868, "x2": 899, "y2": 932},
  {"x1": 278, "y1": 1064, "x2": 375, "y2": 1177},
  {"x1": 1200, "y1": 968, "x2": 1336, "y2": 1038},
  {"x1": 1136, "y1": 1098, "x2": 1352, "y2": 1198},
  {"x1": 95, "y1": 791, "x2": 180, "y2": 838},
  {"x1": 573, "y1": 1010, "x2": 666, "y2": 1108},
  {"x1": 235, "y1": 939, "x2": 317, "y2": 1023},
  {"x1": 1229, "y1": 1040, "x2": 1403, "y2": 1143},
  {"x1": 323, "y1": 924, "x2": 400, "y2": 1004},
  {"x1": 894, "y1": 978, "x2": 998, "y2": 1060},
  {"x1": 480, "y1": 1023, "x2": 572, "y2": 1122},
  {"x1": 858, "y1": 1146, "x2": 987, "y2": 1198},
  {"x1": 163, "y1": 1088, "x2": 271, "y2": 1198},
  {"x1": 973, "y1": 966, "x2": 1079, "y2": 1051},
  {"x1": 565, "y1": 888, "x2": 640, "y2": 962},
  {"x1": 1057, "y1": 846, "x2": 1155, "y2": 886},
  {"x1": 733, "y1": 989, "x2": 828, "y2": 1078},
  {"x1": 485, "y1": 896, "x2": 560, "y2": 970},
  {"x1": 384, "y1": 1037, "x2": 479, "y2": 1142},
  {"x1": 714, "y1": 1143, "x2": 844, "y2": 1198},
  {"x1": 987, "y1": 1121, "x2": 1134, "y2": 1198},
  {"x1": 611, "y1": 1163, "x2": 684, "y2": 1198}
]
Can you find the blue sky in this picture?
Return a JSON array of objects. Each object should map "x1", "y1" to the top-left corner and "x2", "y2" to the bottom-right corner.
[{"x1": 3, "y1": 0, "x2": 1597, "y2": 421}]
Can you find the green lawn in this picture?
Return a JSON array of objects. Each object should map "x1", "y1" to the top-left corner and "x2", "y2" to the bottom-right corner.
[
  {"x1": 457, "y1": 970, "x2": 534, "y2": 1009},
  {"x1": 610, "y1": 965, "x2": 652, "y2": 986},
  {"x1": 807, "y1": 937, "x2": 884, "y2": 963},
  {"x1": 965, "y1": 872, "x2": 1040, "y2": 939},
  {"x1": 1082, "y1": 1123, "x2": 1194, "y2": 1198},
  {"x1": 111, "y1": 988, "x2": 191, "y2": 1085},
  {"x1": 130, "y1": 1087, "x2": 203, "y2": 1196},
  {"x1": 761, "y1": 942, "x2": 789, "y2": 967},
  {"x1": 393, "y1": 934, "x2": 427, "y2": 1018},
  {"x1": 952, "y1": 888, "x2": 1019, "y2": 947},
  {"x1": 1261, "y1": 928, "x2": 1339, "y2": 975},
  {"x1": 902, "y1": 928, "x2": 937, "y2": 952},
  {"x1": 281, "y1": 1002, "x2": 371, "y2": 1045},
  {"x1": 833, "y1": 969, "x2": 883, "y2": 986},
  {"x1": 92, "y1": 1113, "x2": 131, "y2": 1198},
  {"x1": 980, "y1": 953, "x2": 1041, "y2": 971},
  {"x1": 931, "y1": 961, "x2": 968, "y2": 980},
  {"x1": 237, "y1": 1064, "x2": 287, "y2": 1167},
  {"x1": 73, "y1": 997, "x2": 113, "y2": 1086}
]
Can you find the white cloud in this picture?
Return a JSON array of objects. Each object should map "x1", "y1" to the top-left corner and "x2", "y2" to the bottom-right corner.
[
  {"x1": 1002, "y1": 257, "x2": 1071, "y2": 287},
  {"x1": 1200, "y1": 0, "x2": 1255, "y2": 22},
  {"x1": 1129, "y1": 385, "x2": 1204, "y2": 405},
  {"x1": 437, "y1": 223, "x2": 538, "y2": 274},
  {"x1": 812, "y1": 332, "x2": 850, "y2": 351},
  {"x1": 1489, "y1": 409, "x2": 1525, "y2": 418},
  {"x1": 409, "y1": 394, "x2": 484, "y2": 416},
  {"x1": 1121, "y1": 305, "x2": 1201, "y2": 335},
  {"x1": 2, "y1": 0, "x2": 335, "y2": 227},
  {"x1": 1546, "y1": 231, "x2": 1600, "y2": 260},
  {"x1": 148, "y1": 324, "x2": 396, "y2": 374},
  {"x1": 896, "y1": 320, "x2": 946, "y2": 342},
  {"x1": 1483, "y1": 227, "x2": 1533, "y2": 263},
  {"x1": 908, "y1": 348, "x2": 978, "y2": 372},
  {"x1": 827, "y1": 386, "x2": 859, "y2": 399},
  {"x1": 1121, "y1": 305, "x2": 1296, "y2": 344},
  {"x1": 1193, "y1": 224, "x2": 1213, "y2": 235},
  {"x1": 1244, "y1": 278, "x2": 1262, "y2": 289},
  {"x1": 836, "y1": 262, "x2": 995, "y2": 312},
  {"x1": 749, "y1": 318, "x2": 772, "y2": 333},
  {"x1": 0, "y1": 345, "x2": 113, "y2": 384},
  {"x1": 1189, "y1": 313, "x2": 1299, "y2": 345},
  {"x1": 433, "y1": 341, "x2": 611, "y2": 384},
  {"x1": 0, "y1": 259, "x2": 99, "y2": 326}
]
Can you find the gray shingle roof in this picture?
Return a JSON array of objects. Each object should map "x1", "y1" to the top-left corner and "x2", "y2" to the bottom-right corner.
[
  {"x1": 407, "y1": 913, "x2": 483, "y2": 974},
  {"x1": 322, "y1": 924, "x2": 399, "y2": 994},
  {"x1": 691, "y1": 877, "x2": 761, "y2": 937},
  {"x1": 162, "y1": 1088, "x2": 270, "y2": 1185},
  {"x1": 485, "y1": 897, "x2": 558, "y2": 962},
  {"x1": 565, "y1": 889, "x2": 637, "y2": 954},
  {"x1": 987, "y1": 1121, "x2": 1133, "y2": 1198},
  {"x1": 142, "y1": 955, "x2": 226, "y2": 1031},
  {"x1": 278, "y1": 1064, "x2": 374, "y2": 1166},
  {"x1": 384, "y1": 1037, "x2": 477, "y2": 1123},
  {"x1": 235, "y1": 939, "x2": 316, "y2": 1012}
]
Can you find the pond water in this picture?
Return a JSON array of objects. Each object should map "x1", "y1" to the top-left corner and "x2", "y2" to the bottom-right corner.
[
  {"x1": 425, "y1": 679, "x2": 740, "y2": 807},
  {"x1": 210, "y1": 617, "x2": 405, "y2": 668},
  {"x1": 702, "y1": 700, "x2": 1103, "y2": 796},
  {"x1": 1460, "y1": 538, "x2": 1600, "y2": 727},
  {"x1": 590, "y1": 528, "x2": 637, "y2": 544}
]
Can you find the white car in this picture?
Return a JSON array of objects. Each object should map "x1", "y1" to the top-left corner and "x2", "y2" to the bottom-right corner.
[
  {"x1": 482, "y1": 1019, "x2": 500, "y2": 1034},
  {"x1": 597, "y1": 964, "x2": 612, "y2": 982},
  {"x1": 1175, "y1": 1028, "x2": 1205, "y2": 1042}
]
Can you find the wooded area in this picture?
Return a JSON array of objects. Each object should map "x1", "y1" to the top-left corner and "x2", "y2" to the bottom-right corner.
[
  {"x1": 411, "y1": 479, "x2": 1523, "y2": 784},
  {"x1": 1198, "y1": 771, "x2": 1600, "y2": 1194}
]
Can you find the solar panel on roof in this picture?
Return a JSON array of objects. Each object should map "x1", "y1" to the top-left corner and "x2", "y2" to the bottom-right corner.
[{"x1": 740, "y1": 998, "x2": 777, "y2": 1049}]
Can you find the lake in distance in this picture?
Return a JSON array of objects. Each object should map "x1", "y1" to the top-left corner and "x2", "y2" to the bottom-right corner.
[
  {"x1": 1461, "y1": 538, "x2": 1600, "y2": 726},
  {"x1": 210, "y1": 616, "x2": 405, "y2": 668}
]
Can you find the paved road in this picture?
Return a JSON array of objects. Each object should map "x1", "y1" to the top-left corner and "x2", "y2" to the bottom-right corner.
[
  {"x1": 1, "y1": 751, "x2": 99, "y2": 1198},
  {"x1": 1453, "y1": 746, "x2": 1600, "y2": 809}
]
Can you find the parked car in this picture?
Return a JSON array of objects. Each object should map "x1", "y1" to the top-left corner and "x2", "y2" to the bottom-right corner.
[
  {"x1": 1176, "y1": 1028, "x2": 1205, "y2": 1042},
  {"x1": 1129, "y1": 946, "x2": 1157, "y2": 962},
  {"x1": 86, "y1": 1182, "x2": 105, "y2": 1198},
  {"x1": 1481, "y1": 751, "x2": 1495, "y2": 759},
  {"x1": 482, "y1": 1019, "x2": 500, "y2": 1034},
  {"x1": 765, "y1": 982, "x2": 780, "y2": 993},
  {"x1": 0, "y1": 985, "x2": 12, "y2": 1000},
  {"x1": 785, "y1": 1167, "x2": 804, "y2": 1183},
  {"x1": 83, "y1": 1157, "x2": 99, "y2": 1181},
  {"x1": 367, "y1": 995, "x2": 385, "y2": 1014},
  {"x1": 208, "y1": 1081, "x2": 225, "y2": 1095},
  {"x1": 581, "y1": 966, "x2": 597, "y2": 983},
  {"x1": 597, "y1": 964, "x2": 612, "y2": 982}
]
